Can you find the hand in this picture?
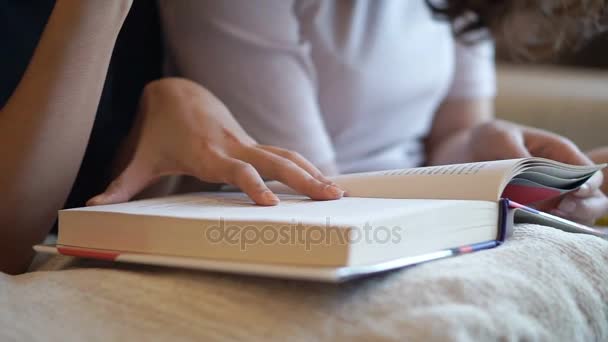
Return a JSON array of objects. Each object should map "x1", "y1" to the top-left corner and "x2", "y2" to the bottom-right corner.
[
  {"x1": 588, "y1": 146, "x2": 608, "y2": 194},
  {"x1": 88, "y1": 78, "x2": 343, "y2": 206},
  {"x1": 468, "y1": 119, "x2": 608, "y2": 224}
]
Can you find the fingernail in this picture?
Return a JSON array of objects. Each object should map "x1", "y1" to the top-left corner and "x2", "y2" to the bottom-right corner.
[
  {"x1": 575, "y1": 184, "x2": 590, "y2": 196},
  {"x1": 262, "y1": 190, "x2": 280, "y2": 204},
  {"x1": 558, "y1": 198, "x2": 577, "y2": 214},
  {"x1": 551, "y1": 209, "x2": 566, "y2": 217},
  {"x1": 86, "y1": 195, "x2": 104, "y2": 206},
  {"x1": 324, "y1": 185, "x2": 344, "y2": 197}
]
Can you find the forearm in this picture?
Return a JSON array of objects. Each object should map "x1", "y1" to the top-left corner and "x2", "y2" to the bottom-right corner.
[
  {"x1": 425, "y1": 98, "x2": 494, "y2": 166},
  {"x1": 0, "y1": 0, "x2": 131, "y2": 273},
  {"x1": 426, "y1": 128, "x2": 476, "y2": 166}
]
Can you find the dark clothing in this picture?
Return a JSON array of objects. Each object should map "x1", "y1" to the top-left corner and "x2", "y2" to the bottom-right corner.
[{"x1": 0, "y1": 1, "x2": 162, "y2": 217}]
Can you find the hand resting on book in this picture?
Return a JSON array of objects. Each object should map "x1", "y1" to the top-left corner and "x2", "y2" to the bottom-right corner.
[{"x1": 87, "y1": 78, "x2": 344, "y2": 207}]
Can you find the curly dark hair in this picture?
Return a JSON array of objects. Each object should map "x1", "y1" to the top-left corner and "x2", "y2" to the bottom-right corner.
[{"x1": 427, "y1": 0, "x2": 608, "y2": 60}]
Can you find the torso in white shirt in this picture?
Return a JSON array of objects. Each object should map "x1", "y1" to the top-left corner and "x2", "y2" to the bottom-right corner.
[{"x1": 160, "y1": 0, "x2": 495, "y2": 173}]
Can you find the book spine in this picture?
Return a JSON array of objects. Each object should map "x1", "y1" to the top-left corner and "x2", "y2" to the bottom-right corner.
[{"x1": 497, "y1": 198, "x2": 510, "y2": 242}]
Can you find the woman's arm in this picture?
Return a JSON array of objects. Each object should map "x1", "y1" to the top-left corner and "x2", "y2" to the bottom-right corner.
[
  {"x1": 0, "y1": 0, "x2": 132, "y2": 274},
  {"x1": 426, "y1": 97, "x2": 608, "y2": 224},
  {"x1": 425, "y1": 98, "x2": 494, "y2": 165}
]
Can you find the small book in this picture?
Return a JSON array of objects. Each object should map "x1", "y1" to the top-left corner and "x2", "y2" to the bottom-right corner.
[{"x1": 35, "y1": 158, "x2": 607, "y2": 282}]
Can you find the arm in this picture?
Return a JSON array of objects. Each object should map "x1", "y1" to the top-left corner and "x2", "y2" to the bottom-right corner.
[
  {"x1": 0, "y1": 0, "x2": 132, "y2": 274},
  {"x1": 425, "y1": 98, "x2": 493, "y2": 165},
  {"x1": 159, "y1": 0, "x2": 339, "y2": 175},
  {"x1": 426, "y1": 39, "x2": 497, "y2": 165},
  {"x1": 426, "y1": 40, "x2": 607, "y2": 223},
  {"x1": 427, "y1": 98, "x2": 608, "y2": 224}
]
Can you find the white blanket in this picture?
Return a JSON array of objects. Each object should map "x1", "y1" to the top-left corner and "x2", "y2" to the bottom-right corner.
[{"x1": 1, "y1": 224, "x2": 607, "y2": 341}]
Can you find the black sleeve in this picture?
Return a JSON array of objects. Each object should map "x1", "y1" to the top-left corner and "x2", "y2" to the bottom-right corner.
[{"x1": 0, "y1": 0, "x2": 55, "y2": 108}]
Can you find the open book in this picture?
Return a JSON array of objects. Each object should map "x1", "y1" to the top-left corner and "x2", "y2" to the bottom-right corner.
[
  {"x1": 35, "y1": 158, "x2": 606, "y2": 282},
  {"x1": 270, "y1": 158, "x2": 604, "y2": 205}
]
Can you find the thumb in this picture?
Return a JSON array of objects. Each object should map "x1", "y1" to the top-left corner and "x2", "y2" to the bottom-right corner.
[
  {"x1": 526, "y1": 130, "x2": 591, "y2": 165},
  {"x1": 550, "y1": 138, "x2": 592, "y2": 166},
  {"x1": 87, "y1": 160, "x2": 155, "y2": 206}
]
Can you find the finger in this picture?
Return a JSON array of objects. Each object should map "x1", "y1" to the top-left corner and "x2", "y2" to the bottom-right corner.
[
  {"x1": 257, "y1": 145, "x2": 334, "y2": 185},
  {"x1": 588, "y1": 147, "x2": 608, "y2": 164},
  {"x1": 489, "y1": 127, "x2": 532, "y2": 160},
  {"x1": 528, "y1": 130, "x2": 592, "y2": 166},
  {"x1": 87, "y1": 160, "x2": 156, "y2": 206},
  {"x1": 239, "y1": 147, "x2": 343, "y2": 200},
  {"x1": 573, "y1": 171, "x2": 604, "y2": 198},
  {"x1": 214, "y1": 157, "x2": 280, "y2": 206},
  {"x1": 554, "y1": 191, "x2": 608, "y2": 225}
]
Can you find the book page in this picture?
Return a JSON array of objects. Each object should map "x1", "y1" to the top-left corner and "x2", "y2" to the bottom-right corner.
[
  {"x1": 65, "y1": 192, "x2": 470, "y2": 224},
  {"x1": 268, "y1": 159, "x2": 523, "y2": 201}
]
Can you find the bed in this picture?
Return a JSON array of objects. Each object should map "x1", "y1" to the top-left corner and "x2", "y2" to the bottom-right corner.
[
  {"x1": 2, "y1": 65, "x2": 608, "y2": 341},
  {"x1": 2, "y1": 224, "x2": 607, "y2": 341}
]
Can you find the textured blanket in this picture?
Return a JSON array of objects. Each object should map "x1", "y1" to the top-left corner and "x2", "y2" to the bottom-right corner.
[{"x1": 1, "y1": 224, "x2": 607, "y2": 341}]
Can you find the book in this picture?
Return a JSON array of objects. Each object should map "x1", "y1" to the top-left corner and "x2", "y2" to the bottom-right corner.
[
  {"x1": 35, "y1": 158, "x2": 606, "y2": 282},
  {"x1": 269, "y1": 158, "x2": 604, "y2": 204}
]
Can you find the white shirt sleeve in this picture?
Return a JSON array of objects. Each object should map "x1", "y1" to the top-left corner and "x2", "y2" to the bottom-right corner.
[
  {"x1": 446, "y1": 39, "x2": 497, "y2": 99},
  {"x1": 159, "y1": 0, "x2": 336, "y2": 168}
]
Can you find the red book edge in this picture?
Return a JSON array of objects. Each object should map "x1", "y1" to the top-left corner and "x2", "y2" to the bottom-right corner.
[
  {"x1": 57, "y1": 246, "x2": 120, "y2": 261},
  {"x1": 502, "y1": 183, "x2": 564, "y2": 205}
]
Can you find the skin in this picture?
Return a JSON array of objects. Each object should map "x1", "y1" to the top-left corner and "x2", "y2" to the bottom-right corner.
[
  {"x1": 88, "y1": 78, "x2": 344, "y2": 207},
  {"x1": 588, "y1": 147, "x2": 608, "y2": 194},
  {"x1": 425, "y1": 98, "x2": 608, "y2": 225},
  {"x1": 0, "y1": 4, "x2": 341, "y2": 275},
  {"x1": 2, "y1": 2, "x2": 603, "y2": 274},
  {"x1": 0, "y1": 0, "x2": 134, "y2": 275}
]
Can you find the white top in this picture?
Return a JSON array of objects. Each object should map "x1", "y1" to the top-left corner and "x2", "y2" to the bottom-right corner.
[{"x1": 159, "y1": 0, "x2": 496, "y2": 173}]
